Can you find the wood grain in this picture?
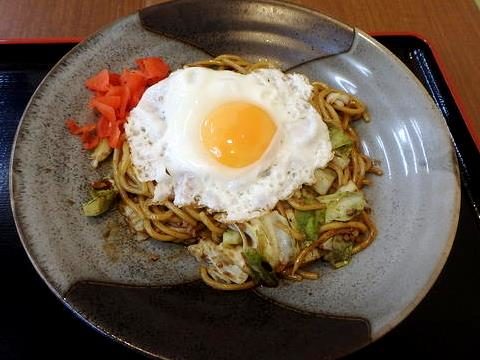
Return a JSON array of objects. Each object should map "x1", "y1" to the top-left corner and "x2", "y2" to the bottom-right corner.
[
  {"x1": 0, "y1": 0, "x2": 144, "y2": 38},
  {"x1": 0, "y1": 0, "x2": 479, "y2": 146}
]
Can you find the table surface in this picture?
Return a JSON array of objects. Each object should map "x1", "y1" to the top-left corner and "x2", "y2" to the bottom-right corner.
[{"x1": 1, "y1": 0, "x2": 479, "y2": 149}]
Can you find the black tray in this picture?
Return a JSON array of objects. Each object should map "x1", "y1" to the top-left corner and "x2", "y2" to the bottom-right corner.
[{"x1": 0, "y1": 36, "x2": 479, "y2": 359}]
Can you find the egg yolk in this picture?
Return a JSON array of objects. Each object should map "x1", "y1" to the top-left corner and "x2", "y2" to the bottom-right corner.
[{"x1": 201, "y1": 102, "x2": 277, "y2": 168}]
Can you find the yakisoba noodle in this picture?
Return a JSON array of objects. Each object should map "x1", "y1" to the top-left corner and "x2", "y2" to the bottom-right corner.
[{"x1": 113, "y1": 55, "x2": 382, "y2": 290}]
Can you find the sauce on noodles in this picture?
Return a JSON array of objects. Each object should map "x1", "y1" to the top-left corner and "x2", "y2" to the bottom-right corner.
[{"x1": 99, "y1": 55, "x2": 382, "y2": 290}]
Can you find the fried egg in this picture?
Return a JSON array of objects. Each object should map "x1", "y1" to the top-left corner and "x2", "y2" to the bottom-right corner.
[{"x1": 125, "y1": 67, "x2": 332, "y2": 222}]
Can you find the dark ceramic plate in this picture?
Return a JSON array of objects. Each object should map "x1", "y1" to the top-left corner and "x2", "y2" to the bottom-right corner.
[{"x1": 10, "y1": 1, "x2": 460, "y2": 359}]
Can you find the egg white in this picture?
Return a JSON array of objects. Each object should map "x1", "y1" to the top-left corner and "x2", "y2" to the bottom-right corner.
[{"x1": 125, "y1": 67, "x2": 332, "y2": 222}]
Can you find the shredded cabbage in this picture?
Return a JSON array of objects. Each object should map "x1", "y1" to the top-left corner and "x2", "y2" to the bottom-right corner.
[
  {"x1": 222, "y1": 229, "x2": 242, "y2": 246},
  {"x1": 90, "y1": 138, "x2": 112, "y2": 168},
  {"x1": 312, "y1": 168, "x2": 337, "y2": 195},
  {"x1": 294, "y1": 209, "x2": 325, "y2": 242},
  {"x1": 329, "y1": 127, "x2": 353, "y2": 149},
  {"x1": 242, "y1": 248, "x2": 278, "y2": 287},
  {"x1": 322, "y1": 236, "x2": 353, "y2": 268},
  {"x1": 331, "y1": 153, "x2": 350, "y2": 170},
  {"x1": 317, "y1": 181, "x2": 366, "y2": 223},
  {"x1": 330, "y1": 128, "x2": 353, "y2": 170},
  {"x1": 244, "y1": 211, "x2": 297, "y2": 270},
  {"x1": 188, "y1": 240, "x2": 249, "y2": 284},
  {"x1": 82, "y1": 186, "x2": 117, "y2": 216}
]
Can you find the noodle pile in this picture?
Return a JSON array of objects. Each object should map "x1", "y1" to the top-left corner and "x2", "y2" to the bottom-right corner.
[{"x1": 112, "y1": 55, "x2": 382, "y2": 290}]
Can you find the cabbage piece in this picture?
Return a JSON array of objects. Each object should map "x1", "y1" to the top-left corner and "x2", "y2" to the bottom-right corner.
[
  {"x1": 284, "y1": 208, "x2": 297, "y2": 229},
  {"x1": 244, "y1": 211, "x2": 297, "y2": 271},
  {"x1": 312, "y1": 168, "x2": 337, "y2": 195},
  {"x1": 325, "y1": 192, "x2": 365, "y2": 223},
  {"x1": 331, "y1": 153, "x2": 350, "y2": 170},
  {"x1": 222, "y1": 229, "x2": 242, "y2": 246},
  {"x1": 329, "y1": 127, "x2": 353, "y2": 149},
  {"x1": 331, "y1": 134, "x2": 352, "y2": 170},
  {"x1": 332, "y1": 144, "x2": 352, "y2": 170},
  {"x1": 90, "y1": 138, "x2": 113, "y2": 168},
  {"x1": 294, "y1": 209, "x2": 325, "y2": 242},
  {"x1": 242, "y1": 248, "x2": 278, "y2": 287},
  {"x1": 317, "y1": 181, "x2": 366, "y2": 223},
  {"x1": 335, "y1": 142, "x2": 353, "y2": 157},
  {"x1": 82, "y1": 187, "x2": 118, "y2": 216},
  {"x1": 337, "y1": 180, "x2": 359, "y2": 193},
  {"x1": 322, "y1": 236, "x2": 353, "y2": 268},
  {"x1": 188, "y1": 240, "x2": 249, "y2": 284}
]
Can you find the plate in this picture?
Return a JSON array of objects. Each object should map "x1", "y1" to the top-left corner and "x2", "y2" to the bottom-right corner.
[{"x1": 10, "y1": 0, "x2": 460, "y2": 358}]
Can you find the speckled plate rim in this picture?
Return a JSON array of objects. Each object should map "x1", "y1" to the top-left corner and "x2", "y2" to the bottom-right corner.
[
  {"x1": 7, "y1": 14, "x2": 135, "y2": 290},
  {"x1": 6, "y1": 11, "x2": 191, "y2": 359},
  {"x1": 376, "y1": 39, "x2": 459, "y2": 341},
  {"x1": 352, "y1": 31, "x2": 460, "y2": 341},
  {"x1": 9, "y1": 0, "x2": 461, "y2": 358}
]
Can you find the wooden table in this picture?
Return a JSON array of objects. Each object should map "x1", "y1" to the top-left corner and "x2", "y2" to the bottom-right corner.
[{"x1": 1, "y1": 0, "x2": 479, "y2": 149}]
